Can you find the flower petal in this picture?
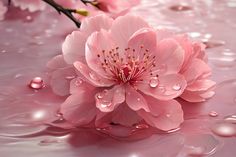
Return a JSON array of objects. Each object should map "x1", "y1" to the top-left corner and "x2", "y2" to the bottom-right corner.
[
  {"x1": 69, "y1": 77, "x2": 96, "y2": 94},
  {"x1": 81, "y1": 14, "x2": 113, "y2": 35},
  {"x1": 85, "y1": 29, "x2": 115, "y2": 76},
  {"x1": 181, "y1": 79, "x2": 216, "y2": 102},
  {"x1": 62, "y1": 31, "x2": 87, "y2": 64},
  {"x1": 110, "y1": 15, "x2": 149, "y2": 49},
  {"x1": 182, "y1": 58, "x2": 211, "y2": 84},
  {"x1": 50, "y1": 67, "x2": 76, "y2": 96},
  {"x1": 95, "y1": 85, "x2": 125, "y2": 112},
  {"x1": 137, "y1": 96, "x2": 184, "y2": 131},
  {"x1": 47, "y1": 55, "x2": 68, "y2": 69},
  {"x1": 74, "y1": 61, "x2": 115, "y2": 87},
  {"x1": 154, "y1": 39, "x2": 184, "y2": 74},
  {"x1": 137, "y1": 74, "x2": 187, "y2": 100},
  {"x1": 60, "y1": 93, "x2": 96, "y2": 125},
  {"x1": 128, "y1": 28, "x2": 157, "y2": 57},
  {"x1": 96, "y1": 104, "x2": 141, "y2": 127},
  {"x1": 126, "y1": 85, "x2": 150, "y2": 112}
]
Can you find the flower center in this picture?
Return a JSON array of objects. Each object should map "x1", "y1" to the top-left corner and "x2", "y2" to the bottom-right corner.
[{"x1": 97, "y1": 46, "x2": 157, "y2": 84}]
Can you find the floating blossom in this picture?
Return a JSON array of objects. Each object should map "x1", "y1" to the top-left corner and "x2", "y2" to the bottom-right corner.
[
  {"x1": 97, "y1": 0, "x2": 140, "y2": 16},
  {"x1": 0, "y1": 1, "x2": 7, "y2": 21},
  {"x1": 47, "y1": 14, "x2": 215, "y2": 131}
]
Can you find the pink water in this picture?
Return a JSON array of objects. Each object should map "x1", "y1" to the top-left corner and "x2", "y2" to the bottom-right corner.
[{"x1": 0, "y1": 0, "x2": 236, "y2": 157}]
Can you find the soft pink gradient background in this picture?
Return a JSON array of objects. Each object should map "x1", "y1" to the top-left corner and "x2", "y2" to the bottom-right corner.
[{"x1": 0, "y1": 0, "x2": 236, "y2": 157}]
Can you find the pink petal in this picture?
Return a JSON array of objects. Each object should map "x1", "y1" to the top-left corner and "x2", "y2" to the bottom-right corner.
[
  {"x1": 137, "y1": 74, "x2": 187, "y2": 100},
  {"x1": 47, "y1": 55, "x2": 68, "y2": 69},
  {"x1": 95, "y1": 85, "x2": 125, "y2": 112},
  {"x1": 137, "y1": 96, "x2": 184, "y2": 131},
  {"x1": 62, "y1": 31, "x2": 87, "y2": 64},
  {"x1": 74, "y1": 61, "x2": 115, "y2": 87},
  {"x1": 69, "y1": 77, "x2": 96, "y2": 94},
  {"x1": 128, "y1": 28, "x2": 157, "y2": 57},
  {"x1": 174, "y1": 34, "x2": 194, "y2": 72},
  {"x1": 126, "y1": 85, "x2": 150, "y2": 112},
  {"x1": 182, "y1": 58, "x2": 211, "y2": 84},
  {"x1": 186, "y1": 79, "x2": 216, "y2": 92},
  {"x1": 81, "y1": 14, "x2": 113, "y2": 35},
  {"x1": 181, "y1": 79, "x2": 216, "y2": 102},
  {"x1": 154, "y1": 39, "x2": 184, "y2": 75},
  {"x1": 60, "y1": 93, "x2": 96, "y2": 125},
  {"x1": 110, "y1": 15, "x2": 149, "y2": 50},
  {"x1": 156, "y1": 29, "x2": 174, "y2": 42},
  {"x1": 50, "y1": 67, "x2": 76, "y2": 96},
  {"x1": 85, "y1": 29, "x2": 115, "y2": 76},
  {"x1": 96, "y1": 104, "x2": 141, "y2": 127}
]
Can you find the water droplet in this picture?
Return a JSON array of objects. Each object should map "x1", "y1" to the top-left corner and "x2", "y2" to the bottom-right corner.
[
  {"x1": 1, "y1": 50, "x2": 6, "y2": 53},
  {"x1": 224, "y1": 115, "x2": 236, "y2": 124},
  {"x1": 211, "y1": 122, "x2": 236, "y2": 137},
  {"x1": 189, "y1": 32, "x2": 201, "y2": 38},
  {"x1": 96, "y1": 93, "x2": 104, "y2": 99},
  {"x1": 25, "y1": 15, "x2": 32, "y2": 22},
  {"x1": 184, "y1": 134, "x2": 220, "y2": 156},
  {"x1": 209, "y1": 111, "x2": 218, "y2": 117},
  {"x1": 166, "y1": 127, "x2": 181, "y2": 133},
  {"x1": 169, "y1": 5, "x2": 192, "y2": 11},
  {"x1": 32, "y1": 110, "x2": 46, "y2": 120},
  {"x1": 202, "y1": 40, "x2": 225, "y2": 49},
  {"x1": 29, "y1": 77, "x2": 45, "y2": 90},
  {"x1": 39, "y1": 139, "x2": 59, "y2": 146},
  {"x1": 100, "y1": 101, "x2": 112, "y2": 108},
  {"x1": 135, "y1": 123, "x2": 149, "y2": 129},
  {"x1": 149, "y1": 77, "x2": 159, "y2": 88},
  {"x1": 75, "y1": 78, "x2": 83, "y2": 86},
  {"x1": 172, "y1": 84, "x2": 181, "y2": 91},
  {"x1": 65, "y1": 75, "x2": 75, "y2": 80}
]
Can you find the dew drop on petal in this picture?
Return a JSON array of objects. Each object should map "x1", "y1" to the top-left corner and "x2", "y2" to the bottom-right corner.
[
  {"x1": 75, "y1": 78, "x2": 83, "y2": 86},
  {"x1": 135, "y1": 123, "x2": 149, "y2": 129},
  {"x1": 211, "y1": 122, "x2": 236, "y2": 137},
  {"x1": 100, "y1": 101, "x2": 112, "y2": 108},
  {"x1": 224, "y1": 115, "x2": 236, "y2": 124},
  {"x1": 149, "y1": 77, "x2": 159, "y2": 88},
  {"x1": 96, "y1": 93, "x2": 104, "y2": 99},
  {"x1": 29, "y1": 77, "x2": 45, "y2": 90},
  {"x1": 209, "y1": 111, "x2": 218, "y2": 117},
  {"x1": 172, "y1": 84, "x2": 181, "y2": 91}
]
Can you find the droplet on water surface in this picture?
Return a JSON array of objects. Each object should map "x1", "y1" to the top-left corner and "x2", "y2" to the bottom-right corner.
[
  {"x1": 29, "y1": 77, "x2": 45, "y2": 90},
  {"x1": 211, "y1": 122, "x2": 236, "y2": 137},
  {"x1": 169, "y1": 5, "x2": 192, "y2": 12},
  {"x1": 209, "y1": 111, "x2": 219, "y2": 117},
  {"x1": 224, "y1": 115, "x2": 236, "y2": 124}
]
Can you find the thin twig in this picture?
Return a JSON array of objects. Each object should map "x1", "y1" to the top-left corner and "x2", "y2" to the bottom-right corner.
[{"x1": 42, "y1": 0, "x2": 81, "y2": 28}]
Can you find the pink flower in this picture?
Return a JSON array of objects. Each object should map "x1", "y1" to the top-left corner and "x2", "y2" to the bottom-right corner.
[
  {"x1": 0, "y1": 1, "x2": 7, "y2": 21},
  {"x1": 47, "y1": 14, "x2": 215, "y2": 131},
  {"x1": 97, "y1": 0, "x2": 140, "y2": 15}
]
